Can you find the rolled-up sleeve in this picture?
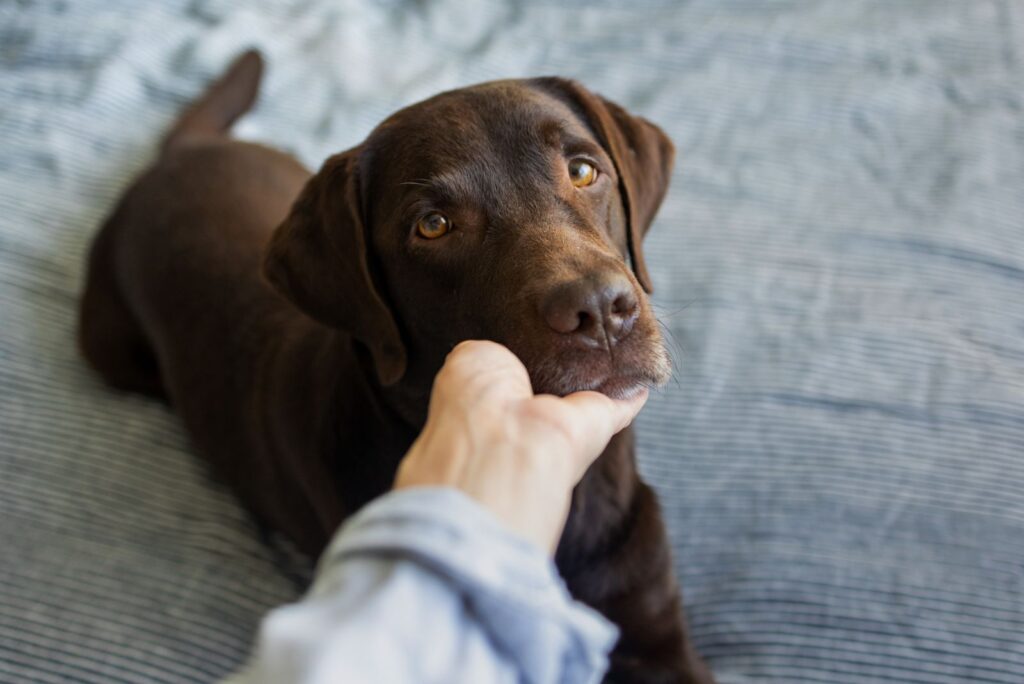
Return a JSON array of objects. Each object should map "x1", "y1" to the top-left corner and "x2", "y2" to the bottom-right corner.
[{"x1": 223, "y1": 487, "x2": 617, "y2": 684}]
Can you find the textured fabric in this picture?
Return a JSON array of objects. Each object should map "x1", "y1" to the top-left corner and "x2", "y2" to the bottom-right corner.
[
  {"x1": 1, "y1": 1, "x2": 1023, "y2": 682},
  {"x1": 225, "y1": 488, "x2": 615, "y2": 684}
]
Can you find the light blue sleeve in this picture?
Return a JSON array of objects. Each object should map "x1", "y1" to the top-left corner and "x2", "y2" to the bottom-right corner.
[{"x1": 223, "y1": 487, "x2": 618, "y2": 684}]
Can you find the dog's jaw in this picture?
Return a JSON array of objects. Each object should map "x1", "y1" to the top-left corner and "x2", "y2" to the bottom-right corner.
[{"x1": 521, "y1": 333, "x2": 672, "y2": 399}]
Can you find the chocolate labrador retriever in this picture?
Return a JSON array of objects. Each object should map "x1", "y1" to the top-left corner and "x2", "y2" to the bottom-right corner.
[{"x1": 79, "y1": 51, "x2": 714, "y2": 683}]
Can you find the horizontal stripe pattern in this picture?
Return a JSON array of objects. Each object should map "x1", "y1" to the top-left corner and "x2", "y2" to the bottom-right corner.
[{"x1": 1, "y1": 0, "x2": 1023, "y2": 682}]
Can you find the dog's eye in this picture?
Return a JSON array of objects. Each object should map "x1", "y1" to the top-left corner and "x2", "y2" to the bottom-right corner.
[
  {"x1": 415, "y1": 212, "x2": 451, "y2": 239},
  {"x1": 568, "y1": 158, "x2": 598, "y2": 187}
]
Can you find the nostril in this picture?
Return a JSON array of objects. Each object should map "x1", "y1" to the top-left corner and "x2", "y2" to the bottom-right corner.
[
  {"x1": 610, "y1": 293, "x2": 636, "y2": 317},
  {"x1": 576, "y1": 310, "x2": 592, "y2": 331},
  {"x1": 603, "y1": 287, "x2": 639, "y2": 347}
]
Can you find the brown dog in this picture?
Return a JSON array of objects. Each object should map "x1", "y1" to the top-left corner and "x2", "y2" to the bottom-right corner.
[{"x1": 78, "y1": 51, "x2": 714, "y2": 683}]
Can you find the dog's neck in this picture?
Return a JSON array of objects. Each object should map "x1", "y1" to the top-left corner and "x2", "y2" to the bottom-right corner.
[
  {"x1": 346, "y1": 339, "x2": 434, "y2": 428},
  {"x1": 262, "y1": 329, "x2": 424, "y2": 535}
]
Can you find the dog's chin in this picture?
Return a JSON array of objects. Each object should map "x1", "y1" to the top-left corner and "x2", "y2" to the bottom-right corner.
[
  {"x1": 591, "y1": 375, "x2": 654, "y2": 400},
  {"x1": 527, "y1": 346, "x2": 672, "y2": 400},
  {"x1": 534, "y1": 372, "x2": 654, "y2": 400}
]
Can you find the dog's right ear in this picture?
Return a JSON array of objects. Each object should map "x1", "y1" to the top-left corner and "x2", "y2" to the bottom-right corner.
[{"x1": 263, "y1": 150, "x2": 406, "y2": 385}]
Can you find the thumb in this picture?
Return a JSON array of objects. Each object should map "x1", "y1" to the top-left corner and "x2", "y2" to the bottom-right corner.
[{"x1": 557, "y1": 388, "x2": 649, "y2": 473}]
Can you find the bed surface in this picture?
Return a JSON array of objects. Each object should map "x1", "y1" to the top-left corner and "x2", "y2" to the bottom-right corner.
[{"x1": 1, "y1": 1, "x2": 1022, "y2": 682}]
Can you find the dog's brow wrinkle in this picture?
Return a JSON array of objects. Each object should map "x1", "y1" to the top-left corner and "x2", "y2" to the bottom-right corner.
[{"x1": 397, "y1": 175, "x2": 460, "y2": 201}]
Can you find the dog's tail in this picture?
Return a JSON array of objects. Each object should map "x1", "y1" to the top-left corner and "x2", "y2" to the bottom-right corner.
[{"x1": 162, "y1": 49, "x2": 264, "y2": 152}]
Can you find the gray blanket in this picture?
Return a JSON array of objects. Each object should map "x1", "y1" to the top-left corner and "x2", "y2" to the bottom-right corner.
[{"x1": 1, "y1": 1, "x2": 1022, "y2": 682}]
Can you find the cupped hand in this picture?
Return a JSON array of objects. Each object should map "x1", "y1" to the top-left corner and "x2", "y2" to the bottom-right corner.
[{"x1": 394, "y1": 340, "x2": 648, "y2": 553}]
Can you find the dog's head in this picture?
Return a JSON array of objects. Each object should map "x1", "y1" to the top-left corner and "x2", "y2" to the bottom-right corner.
[{"x1": 264, "y1": 78, "x2": 674, "y2": 400}]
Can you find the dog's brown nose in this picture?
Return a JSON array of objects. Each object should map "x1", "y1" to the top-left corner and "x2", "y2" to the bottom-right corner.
[{"x1": 540, "y1": 275, "x2": 640, "y2": 349}]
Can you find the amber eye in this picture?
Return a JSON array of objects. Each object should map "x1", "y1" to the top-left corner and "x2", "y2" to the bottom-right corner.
[
  {"x1": 415, "y1": 212, "x2": 451, "y2": 239},
  {"x1": 568, "y1": 158, "x2": 598, "y2": 187}
]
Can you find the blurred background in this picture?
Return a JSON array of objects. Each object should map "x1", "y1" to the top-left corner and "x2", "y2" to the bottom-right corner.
[{"x1": 1, "y1": 1, "x2": 1022, "y2": 682}]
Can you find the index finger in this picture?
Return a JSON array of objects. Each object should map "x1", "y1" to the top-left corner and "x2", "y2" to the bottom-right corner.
[{"x1": 435, "y1": 340, "x2": 534, "y2": 402}]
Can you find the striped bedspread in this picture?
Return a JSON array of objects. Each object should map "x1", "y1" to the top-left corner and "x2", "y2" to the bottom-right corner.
[{"x1": 1, "y1": 1, "x2": 1022, "y2": 682}]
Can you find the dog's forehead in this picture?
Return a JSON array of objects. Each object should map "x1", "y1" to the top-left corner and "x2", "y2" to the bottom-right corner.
[{"x1": 364, "y1": 81, "x2": 596, "y2": 187}]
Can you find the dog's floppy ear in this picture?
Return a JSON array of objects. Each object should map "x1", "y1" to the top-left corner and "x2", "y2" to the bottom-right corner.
[
  {"x1": 535, "y1": 78, "x2": 675, "y2": 293},
  {"x1": 263, "y1": 150, "x2": 406, "y2": 385}
]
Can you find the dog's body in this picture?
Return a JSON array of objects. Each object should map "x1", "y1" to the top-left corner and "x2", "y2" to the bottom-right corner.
[{"x1": 79, "y1": 52, "x2": 714, "y2": 683}]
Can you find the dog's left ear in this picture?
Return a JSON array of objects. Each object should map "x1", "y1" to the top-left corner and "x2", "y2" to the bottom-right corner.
[
  {"x1": 263, "y1": 149, "x2": 407, "y2": 386},
  {"x1": 534, "y1": 78, "x2": 675, "y2": 293}
]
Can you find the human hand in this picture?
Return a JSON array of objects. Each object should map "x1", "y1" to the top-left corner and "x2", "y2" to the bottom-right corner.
[{"x1": 393, "y1": 340, "x2": 648, "y2": 553}]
